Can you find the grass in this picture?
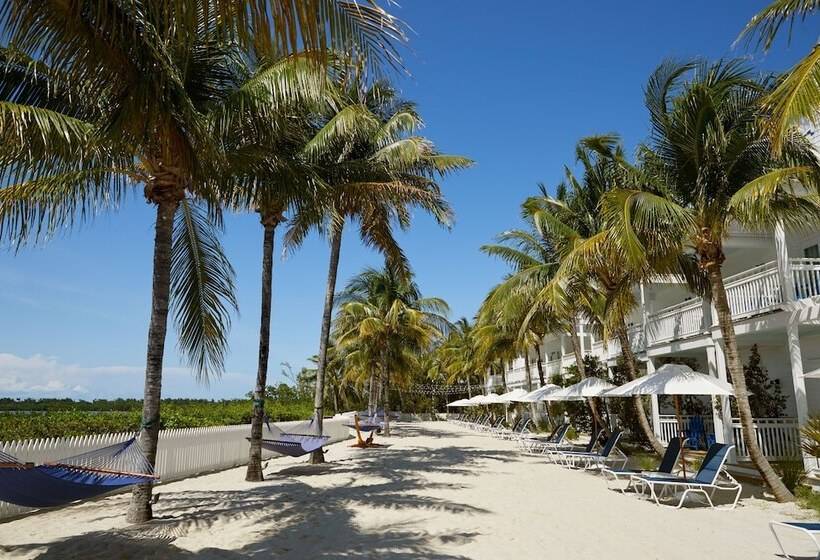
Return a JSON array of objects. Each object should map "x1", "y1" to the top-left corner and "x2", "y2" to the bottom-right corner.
[{"x1": 796, "y1": 485, "x2": 820, "y2": 516}]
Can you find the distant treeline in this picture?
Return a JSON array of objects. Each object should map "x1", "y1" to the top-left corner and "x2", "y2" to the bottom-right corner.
[{"x1": 0, "y1": 386, "x2": 313, "y2": 441}]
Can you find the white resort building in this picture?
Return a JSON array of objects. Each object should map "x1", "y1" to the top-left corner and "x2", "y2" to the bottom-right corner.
[{"x1": 488, "y1": 224, "x2": 820, "y2": 472}]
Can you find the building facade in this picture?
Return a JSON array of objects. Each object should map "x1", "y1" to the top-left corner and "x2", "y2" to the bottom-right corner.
[{"x1": 489, "y1": 224, "x2": 820, "y2": 469}]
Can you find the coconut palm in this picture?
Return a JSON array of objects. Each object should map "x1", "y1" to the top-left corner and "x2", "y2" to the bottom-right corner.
[
  {"x1": 287, "y1": 81, "x2": 470, "y2": 461},
  {"x1": 606, "y1": 59, "x2": 820, "y2": 501},
  {"x1": 334, "y1": 264, "x2": 449, "y2": 435},
  {"x1": 438, "y1": 318, "x2": 483, "y2": 396},
  {"x1": 0, "y1": 1, "x2": 406, "y2": 521},
  {"x1": 480, "y1": 193, "x2": 609, "y2": 431},
  {"x1": 522, "y1": 135, "x2": 690, "y2": 455},
  {"x1": 738, "y1": 1, "x2": 820, "y2": 150}
]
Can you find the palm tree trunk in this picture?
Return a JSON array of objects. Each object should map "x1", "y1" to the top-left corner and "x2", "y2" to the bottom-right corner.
[
  {"x1": 381, "y1": 348, "x2": 391, "y2": 436},
  {"x1": 569, "y1": 317, "x2": 607, "y2": 434},
  {"x1": 615, "y1": 325, "x2": 665, "y2": 456},
  {"x1": 523, "y1": 350, "x2": 533, "y2": 392},
  {"x1": 310, "y1": 221, "x2": 343, "y2": 464},
  {"x1": 466, "y1": 375, "x2": 472, "y2": 397},
  {"x1": 368, "y1": 370, "x2": 377, "y2": 415},
  {"x1": 706, "y1": 265, "x2": 794, "y2": 501},
  {"x1": 246, "y1": 220, "x2": 277, "y2": 481},
  {"x1": 127, "y1": 198, "x2": 179, "y2": 523},
  {"x1": 499, "y1": 360, "x2": 507, "y2": 393},
  {"x1": 534, "y1": 343, "x2": 546, "y2": 386}
]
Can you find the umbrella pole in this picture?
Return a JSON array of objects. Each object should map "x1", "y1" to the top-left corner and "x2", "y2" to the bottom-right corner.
[{"x1": 675, "y1": 395, "x2": 687, "y2": 481}]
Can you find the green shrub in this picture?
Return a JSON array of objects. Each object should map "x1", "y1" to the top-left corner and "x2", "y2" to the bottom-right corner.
[
  {"x1": 796, "y1": 485, "x2": 820, "y2": 516},
  {"x1": 774, "y1": 459, "x2": 806, "y2": 493}
]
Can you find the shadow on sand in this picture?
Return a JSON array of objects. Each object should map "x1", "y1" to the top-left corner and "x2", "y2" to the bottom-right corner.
[{"x1": 2, "y1": 423, "x2": 511, "y2": 559}]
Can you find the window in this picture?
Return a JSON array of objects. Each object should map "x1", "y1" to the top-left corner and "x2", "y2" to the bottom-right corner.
[{"x1": 805, "y1": 245, "x2": 820, "y2": 259}]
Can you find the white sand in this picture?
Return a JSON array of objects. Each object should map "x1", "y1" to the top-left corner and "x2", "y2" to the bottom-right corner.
[{"x1": 0, "y1": 421, "x2": 816, "y2": 559}]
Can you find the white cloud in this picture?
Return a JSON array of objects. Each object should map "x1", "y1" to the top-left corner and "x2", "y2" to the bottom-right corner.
[{"x1": 0, "y1": 353, "x2": 254, "y2": 400}]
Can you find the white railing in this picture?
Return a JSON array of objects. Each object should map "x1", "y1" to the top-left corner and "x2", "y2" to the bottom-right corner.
[
  {"x1": 0, "y1": 419, "x2": 350, "y2": 521},
  {"x1": 657, "y1": 415, "x2": 715, "y2": 445},
  {"x1": 606, "y1": 325, "x2": 645, "y2": 359},
  {"x1": 724, "y1": 261, "x2": 782, "y2": 318},
  {"x1": 646, "y1": 299, "x2": 705, "y2": 344},
  {"x1": 791, "y1": 258, "x2": 820, "y2": 300},
  {"x1": 731, "y1": 417, "x2": 801, "y2": 461}
]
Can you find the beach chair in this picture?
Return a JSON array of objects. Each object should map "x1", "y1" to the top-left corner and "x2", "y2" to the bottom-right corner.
[
  {"x1": 502, "y1": 418, "x2": 532, "y2": 441},
  {"x1": 630, "y1": 443, "x2": 742, "y2": 509},
  {"x1": 601, "y1": 437, "x2": 686, "y2": 493},
  {"x1": 519, "y1": 423, "x2": 568, "y2": 454},
  {"x1": 492, "y1": 418, "x2": 519, "y2": 439},
  {"x1": 542, "y1": 427, "x2": 604, "y2": 462},
  {"x1": 557, "y1": 429, "x2": 627, "y2": 470},
  {"x1": 770, "y1": 521, "x2": 820, "y2": 560}
]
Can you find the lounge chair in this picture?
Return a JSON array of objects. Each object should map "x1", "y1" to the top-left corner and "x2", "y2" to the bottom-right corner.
[
  {"x1": 600, "y1": 437, "x2": 686, "y2": 492},
  {"x1": 519, "y1": 423, "x2": 569, "y2": 455},
  {"x1": 770, "y1": 521, "x2": 820, "y2": 560},
  {"x1": 502, "y1": 418, "x2": 531, "y2": 441},
  {"x1": 630, "y1": 443, "x2": 742, "y2": 509},
  {"x1": 542, "y1": 427, "x2": 604, "y2": 462},
  {"x1": 557, "y1": 429, "x2": 627, "y2": 470}
]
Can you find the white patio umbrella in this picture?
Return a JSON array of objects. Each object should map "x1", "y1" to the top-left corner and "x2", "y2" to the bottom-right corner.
[
  {"x1": 514, "y1": 384, "x2": 560, "y2": 402},
  {"x1": 548, "y1": 377, "x2": 616, "y2": 400},
  {"x1": 474, "y1": 393, "x2": 505, "y2": 405},
  {"x1": 498, "y1": 388, "x2": 529, "y2": 402},
  {"x1": 447, "y1": 398, "x2": 472, "y2": 407},
  {"x1": 464, "y1": 394, "x2": 488, "y2": 406},
  {"x1": 604, "y1": 363, "x2": 736, "y2": 480}
]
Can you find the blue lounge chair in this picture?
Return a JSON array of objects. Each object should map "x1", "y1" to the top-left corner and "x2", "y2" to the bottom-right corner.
[
  {"x1": 519, "y1": 423, "x2": 569, "y2": 455},
  {"x1": 631, "y1": 443, "x2": 742, "y2": 509},
  {"x1": 770, "y1": 521, "x2": 820, "y2": 559},
  {"x1": 557, "y1": 429, "x2": 627, "y2": 470},
  {"x1": 543, "y1": 428, "x2": 603, "y2": 462},
  {"x1": 601, "y1": 437, "x2": 687, "y2": 492}
]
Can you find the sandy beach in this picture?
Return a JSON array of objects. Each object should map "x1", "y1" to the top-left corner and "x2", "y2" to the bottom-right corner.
[{"x1": 0, "y1": 421, "x2": 816, "y2": 559}]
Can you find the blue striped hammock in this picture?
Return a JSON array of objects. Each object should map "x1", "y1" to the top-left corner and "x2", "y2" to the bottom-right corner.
[
  {"x1": 253, "y1": 419, "x2": 329, "y2": 458},
  {"x1": 0, "y1": 437, "x2": 157, "y2": 508}
]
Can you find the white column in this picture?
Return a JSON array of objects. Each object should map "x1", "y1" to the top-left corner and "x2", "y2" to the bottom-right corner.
[
  {"x1": 639, "y1": 281, "x2": 649, "y2": 350},
  {"x1": 775, "y1": 221, "x2": 795, "y2": 302},
  {"x1": 578, "y1": 322, "x2": 586, "y2": 356},
  {"x1": 708, "y1": 341, "x2": 735, "y2": 451},
  {"x1": 647, "y1": 358, "x2": 661, "y2": 438},
  {"x1": 786, "y1": 319, "x2": 810, "y2": 426}
]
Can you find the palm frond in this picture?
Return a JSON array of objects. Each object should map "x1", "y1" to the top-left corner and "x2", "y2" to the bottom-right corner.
[{"x1": 170, "y1": 199, "x2": 238, "y2": 382}]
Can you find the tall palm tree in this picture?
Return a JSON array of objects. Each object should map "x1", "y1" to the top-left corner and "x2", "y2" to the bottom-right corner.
[
  {"x1": 439, "y1": 318, "x2": 482, "y2": 396},
  {"x1": 739, "y1": 1, "x2": 820, "y2": 150},
  {"x1": 523, "y1": 135, "x2": 688, "y2": 455},
  {"x1": 334, "y1": 264, "x2": 449, "y2": 435},
  {"x1": 480, "y1": 194, "x2": 608, "y2": 431},
  {"x1": 220, "y1": 55, "x2": 334, "y2": 482},
  {"x1": 287, "y1": 82, "x2": 470, "y2": 461},
  {"x1": 0, "y1": 1, "x2": 405, "y2": 521},
  {"x1": 607, "y1": 59, "x2": 820, "y2": 501}
]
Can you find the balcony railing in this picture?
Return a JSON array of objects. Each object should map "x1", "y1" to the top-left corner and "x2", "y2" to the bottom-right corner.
[
  {"x1": 646, "y1": 299, "x2": 705, "y2": 344},
  {"x1": 731, "y1": 417, "x2": 801, "y2": 461},
  {"x1": 791, "y1": 258, "x2": 820, "y2": 300},
  {"x1": 607, "y1": 324, "x2": 645, "y2": 358},
  {"x1": 724, "y1": 261, "x2": 782, "y2": 318},
  {"x1": 657, "y1": 415, "x2": 800, "y2": 461}
]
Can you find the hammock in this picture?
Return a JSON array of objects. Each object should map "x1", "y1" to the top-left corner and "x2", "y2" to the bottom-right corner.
[
  {"x1": 254, "y1": 418, "x2": 329, "y2": 458},
  {"x1": 0, "y1": 437, "x2": 157, "y2": 508}
]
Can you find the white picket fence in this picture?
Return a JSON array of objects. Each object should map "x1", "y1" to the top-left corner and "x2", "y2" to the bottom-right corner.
[{"x1": 0, "y1": 418, "x2": 350, "y2": 521}]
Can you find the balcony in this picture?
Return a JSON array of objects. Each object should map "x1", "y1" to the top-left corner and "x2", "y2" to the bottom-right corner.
[{"x1": 643, "y1": 258, "x2": 820, "y2": 347}]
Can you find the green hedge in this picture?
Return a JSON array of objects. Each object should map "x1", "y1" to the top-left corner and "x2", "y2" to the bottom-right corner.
[{"x1": 0, "y1": 399, "x2": 313, "y2": 441}]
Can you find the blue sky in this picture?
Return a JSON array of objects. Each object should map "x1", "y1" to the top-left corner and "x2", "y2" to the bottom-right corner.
[{"x1": 1, "y1": 1, "x2": 817, "y2": 400}]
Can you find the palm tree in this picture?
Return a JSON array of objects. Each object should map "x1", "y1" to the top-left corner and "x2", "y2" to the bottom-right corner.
[
  {"x1": 0, "y1": 1, "x2": 405, "y2": 521},
  {"x1": 480, "y1": 194, "x2": 609, "y2": 432},
  {"x1": 607, "y1": 59, "x2": 820, "y2": 501},
  {"x1": 522, "y1": 135, "x2": 685, "y2": 455},
  {"x1": 439, "y1": 318, "x2": 482, "y2": 396},
  {"x1": 739, "y1": 1, "x2": 820, "y2": 150},
  {"x1": 287, "y1": 82, "x2": 470, "y2": 461},
  {"x1": 334, "y1": 265, "x2": 449, "y2": 435}
]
